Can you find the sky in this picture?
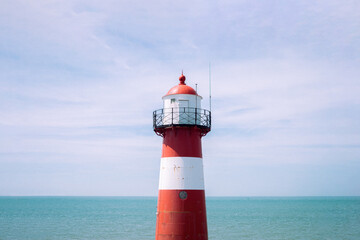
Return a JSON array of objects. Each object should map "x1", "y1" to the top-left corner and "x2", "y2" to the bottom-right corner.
[{"x1": 0, "y1": 0, "x2": 359, "y2": 196}]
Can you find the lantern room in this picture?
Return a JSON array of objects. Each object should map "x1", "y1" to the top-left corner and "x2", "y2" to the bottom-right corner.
[
  {"x1": 153, "y1": 73, "x2": 211, "y2": 137},
  {"x1": 162, "y1": 74, "x2": 202, "y2": 110}
]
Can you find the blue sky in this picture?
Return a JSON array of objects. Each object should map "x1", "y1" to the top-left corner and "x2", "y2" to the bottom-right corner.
[{"x1": 0, "y1": 0, "x2": 359, "y2": 196}]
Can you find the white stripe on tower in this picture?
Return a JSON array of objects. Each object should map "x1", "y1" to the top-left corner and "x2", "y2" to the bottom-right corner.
[{"x1": 159, "y1": 157, "x2": 204, "y2": 190}]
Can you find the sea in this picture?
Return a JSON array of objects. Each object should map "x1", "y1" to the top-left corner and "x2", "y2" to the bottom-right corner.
[{"x1": 0, "y1": 197, "x2": 359, "y2": 240}]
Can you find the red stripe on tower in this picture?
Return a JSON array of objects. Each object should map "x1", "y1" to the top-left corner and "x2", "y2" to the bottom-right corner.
[{"x1": 153, "y1": 73, "x2": 211, "y2": 240}]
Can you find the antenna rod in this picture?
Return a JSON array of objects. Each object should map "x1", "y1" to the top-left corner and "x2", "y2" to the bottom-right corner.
[
  {"x1": 209, "y1": 62, "x2": 212, "y2": 112},
  {"x1": 195, "y1": 83, "x2": 198, "y2": 108}
]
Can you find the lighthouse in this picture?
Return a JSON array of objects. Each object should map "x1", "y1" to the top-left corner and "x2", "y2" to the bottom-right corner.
[{"x1": 153, "y1": 73, "x2": 211, "y2": 240}]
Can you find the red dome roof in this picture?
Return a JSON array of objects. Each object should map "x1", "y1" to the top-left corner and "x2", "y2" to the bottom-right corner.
[{"x1": 165, "y1": 74, "x2": 198, "y2": 96}]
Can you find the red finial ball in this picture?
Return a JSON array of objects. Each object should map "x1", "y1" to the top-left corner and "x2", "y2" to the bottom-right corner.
[{"x1": 179, "y1": 74, "x2": 186, "y2": 85}]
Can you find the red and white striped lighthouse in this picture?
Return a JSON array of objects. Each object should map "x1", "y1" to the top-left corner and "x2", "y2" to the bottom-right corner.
[{"x1": 153, "y1": 73, "x2": 211, "y2": 240}]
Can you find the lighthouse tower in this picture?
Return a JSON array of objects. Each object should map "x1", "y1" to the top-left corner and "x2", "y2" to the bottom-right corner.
[{"x1": 153, "y1": 73, "x2": 211, "y2": 240}]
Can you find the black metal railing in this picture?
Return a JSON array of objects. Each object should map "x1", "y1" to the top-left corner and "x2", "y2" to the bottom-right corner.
[{"x1": 153, "y1": 107, "x2": 211, "y2": 131}]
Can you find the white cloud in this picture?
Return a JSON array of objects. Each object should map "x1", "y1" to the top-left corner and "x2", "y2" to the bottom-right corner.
[{"x1": 0, "y1": 0, "x2": 359, "y2": 195}]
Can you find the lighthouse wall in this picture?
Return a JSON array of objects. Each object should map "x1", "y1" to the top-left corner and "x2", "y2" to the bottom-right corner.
[
  {"x1": 155, "y1": 127, "x2": 208, "y2": 240},
  {"x1": 159, "y1": 157, "x2": 204, "y2": 190}
]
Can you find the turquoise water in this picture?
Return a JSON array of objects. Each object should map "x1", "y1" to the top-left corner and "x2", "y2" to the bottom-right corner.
[{"x1": 0, "y1": 197, "x2": 359, "y2": 240}]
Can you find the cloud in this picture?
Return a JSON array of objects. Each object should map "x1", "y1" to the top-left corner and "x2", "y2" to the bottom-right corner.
[{"x1": 0, "y1": 0, "x2": 359, "y2": 195}]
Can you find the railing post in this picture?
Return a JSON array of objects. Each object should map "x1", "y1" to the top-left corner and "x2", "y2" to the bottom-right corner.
[
  {"x1": 209, "y1": 111, "x2": 211, "y2": 128},
  {"x1": 172, "y1": 108, "x2": 173, "y2": 125},
  {"x1": 195, "y1": 108, "x2": 197, "y2": 125}
]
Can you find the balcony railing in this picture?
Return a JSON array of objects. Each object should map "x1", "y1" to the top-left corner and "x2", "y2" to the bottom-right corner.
[{"x1": 153, "y1": 107, "x2": 211, "y2": 134}]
